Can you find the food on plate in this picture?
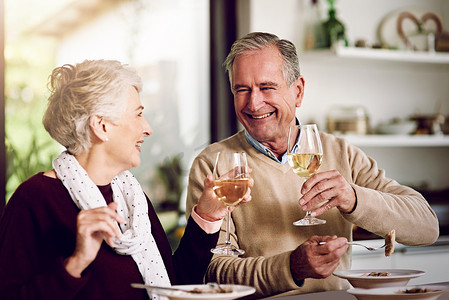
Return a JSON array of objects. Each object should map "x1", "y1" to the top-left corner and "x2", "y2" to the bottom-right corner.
[
  {"x1": 397, "y1": 287, "x2": 440, "y2": 294},
  {"x1": 190, "y1": 286, "x2": 233, "y2": 294},
  {"x1": 385, "y1": 229, "x2": 395, "y2": 256},
  {"x1": 361, "y1": 272, "x2": 392, "y2": 277}
]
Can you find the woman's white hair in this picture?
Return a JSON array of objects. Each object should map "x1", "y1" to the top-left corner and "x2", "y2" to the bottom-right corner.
[{"x1": 43, "y1": 59, "x2": 142, "y2": 155}]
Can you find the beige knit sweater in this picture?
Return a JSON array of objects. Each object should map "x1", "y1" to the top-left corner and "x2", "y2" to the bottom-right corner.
[{"x1": 186, "y1": 130, "x2": 439, "y2": 299}]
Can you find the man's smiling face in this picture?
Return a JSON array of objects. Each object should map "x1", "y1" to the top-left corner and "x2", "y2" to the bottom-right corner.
[{"x1": 231, "y1": 45, "x2": 304, "y2": 154}]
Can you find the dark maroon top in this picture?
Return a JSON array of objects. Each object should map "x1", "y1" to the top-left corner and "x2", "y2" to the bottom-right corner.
[{"x1": 0, "y1": 173, "x2": 218, "y2": 300}]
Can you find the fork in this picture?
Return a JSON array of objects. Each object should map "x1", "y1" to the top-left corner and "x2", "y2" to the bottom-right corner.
[
  {"x1": 131, "y1": 282, "x2": 230, "y2": 294},
  {"x1": 346, "y1": 241, "x2": 386, "y2": 251},
  {"x1": 131, "y1": 283, "x2": 200, "y2": 294},
  {"x1": 319, "y1": 241, "x2": 386, "y2": 251},
  {"x1": 207, "y1": 282, "x2": 228, "y2": 293}
]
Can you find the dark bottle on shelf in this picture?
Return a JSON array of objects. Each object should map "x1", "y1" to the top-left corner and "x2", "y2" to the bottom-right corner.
[{"x1": 322, "y1": 0, "x2": 347, "y2": 47}]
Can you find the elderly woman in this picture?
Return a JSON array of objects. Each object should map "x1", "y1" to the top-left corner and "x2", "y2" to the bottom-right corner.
[{"x1": 0, "y1": 60, "x2": 251, "y2": 300}]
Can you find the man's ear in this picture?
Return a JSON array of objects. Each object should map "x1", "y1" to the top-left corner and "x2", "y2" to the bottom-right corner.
[
  {"x1": 294, "y1": 76, "x2": 305, "y2": 108},
  {"x1": 90, "y1": 115, "x2": 109, "y2": 142}
]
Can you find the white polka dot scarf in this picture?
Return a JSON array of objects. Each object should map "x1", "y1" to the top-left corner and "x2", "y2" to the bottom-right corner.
[{"x1": 53, "y1": 151, "x2": 170, "y2": 300}]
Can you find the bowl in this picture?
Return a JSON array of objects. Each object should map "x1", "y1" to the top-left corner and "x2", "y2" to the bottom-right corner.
[
  {"x1": 333, "y1": 269, "x2": 425, "y2": 289},
  {"x1": 347, "y1": 285, "x2": 448, "y2": 300},
  {"x1": 376, "y1": 121, "x2": 417, "y2": 135}
]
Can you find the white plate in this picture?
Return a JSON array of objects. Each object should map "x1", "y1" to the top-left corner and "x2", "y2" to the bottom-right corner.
[
  {"x1": 137, "y1": 284, "x2": 256, "y2": 300},
  {"x1": 334, "y1": 269, "x2": 425, "y2": 289},
  {"x1": 347, "y1": 285, "x2": 448, "y2": 300}
]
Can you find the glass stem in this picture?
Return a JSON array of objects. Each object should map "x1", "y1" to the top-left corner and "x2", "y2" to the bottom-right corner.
[
  {"x1": 305, "y1": 211, "x2": 312, "y2": 218},
  {"x1": 225, "y1": 206, "x2": 232, "y2": 246}
]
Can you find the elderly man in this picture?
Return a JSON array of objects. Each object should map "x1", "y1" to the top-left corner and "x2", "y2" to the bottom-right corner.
[{"x1": 186, "y1": 32, "x2": 439, "y2": 299}]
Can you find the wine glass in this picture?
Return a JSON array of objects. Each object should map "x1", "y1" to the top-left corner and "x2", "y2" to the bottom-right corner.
[
  {"x1": 287, "y1": 124, "x2": 326, "y2": 226},
  {"x1": 210, "y1": 151, "x2": 249, "y2": 256}
]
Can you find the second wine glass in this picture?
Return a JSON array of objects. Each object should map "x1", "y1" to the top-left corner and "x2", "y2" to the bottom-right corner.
[
  {"x1": 287, "y1": 124, "x2": 326, "y2": 226},
  {"x1": 210, "y1": 151, "x2": 249, "y2": 256}
]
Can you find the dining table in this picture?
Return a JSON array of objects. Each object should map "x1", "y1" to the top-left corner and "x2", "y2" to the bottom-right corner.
[{"x1": 260, "y1": 281, "x2": 449, "y2": 300}]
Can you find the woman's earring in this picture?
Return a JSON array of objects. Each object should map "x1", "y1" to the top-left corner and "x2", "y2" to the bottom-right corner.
[{"x1": 105, "y1": 137, "x2": 109, "y2": 142}]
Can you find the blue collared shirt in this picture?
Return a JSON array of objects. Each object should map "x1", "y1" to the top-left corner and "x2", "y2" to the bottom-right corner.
[
  {"x1": 244, "y1": 119, "x2": 301, "y2": 164},
  {"x1": 244, "y1": 131, "x2": 300, "y2": 165}
]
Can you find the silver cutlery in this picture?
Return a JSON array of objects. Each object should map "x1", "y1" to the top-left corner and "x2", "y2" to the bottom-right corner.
[
  {"x1": 131, "y1": 283, "x2": 201, "y2": 294},
  {"x1": 131, "y1": 282, "x2": 230, "y2": 294},
  {"x1": 319, "y1": 241, "x2": 386, "y2": 251}
]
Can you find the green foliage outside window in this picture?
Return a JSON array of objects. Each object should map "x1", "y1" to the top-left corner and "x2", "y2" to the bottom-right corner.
[{"x1": 4, "y1": 35, "x2": 61, "y2": 201}]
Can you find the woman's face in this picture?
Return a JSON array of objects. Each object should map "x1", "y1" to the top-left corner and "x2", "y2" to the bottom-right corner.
[{"x1": 106, "y1": 87, "x2": 152, "y2": 170}]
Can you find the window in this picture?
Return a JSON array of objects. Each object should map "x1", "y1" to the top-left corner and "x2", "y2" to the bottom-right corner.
[{"x1": 3, "y1": 0, "x2": 210, "y2": 217}]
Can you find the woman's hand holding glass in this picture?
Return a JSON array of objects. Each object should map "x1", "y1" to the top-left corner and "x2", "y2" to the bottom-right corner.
[{"x1": 196, "y1": 173, "x2": 253, "y2": 222}]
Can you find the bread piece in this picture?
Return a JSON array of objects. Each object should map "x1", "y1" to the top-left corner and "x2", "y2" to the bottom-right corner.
[{"x1": 385, "y1": 229, "x2": 395, "y2": 256}]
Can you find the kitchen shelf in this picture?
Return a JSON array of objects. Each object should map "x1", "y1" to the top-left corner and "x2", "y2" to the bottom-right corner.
[
  {"x1": 335, "y1": 134, "x2": 449, "y2": 147},
  {"x1": 334, "y1": 45, "x2": 449, "y2": 64},
  {"x1": 303, "y1": 46, "x2": 449, "y2": 64}
]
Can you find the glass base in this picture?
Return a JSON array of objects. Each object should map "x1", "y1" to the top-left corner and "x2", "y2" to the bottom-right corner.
[
  {"x1": 211, "y1": 244, "x2": 245, "y2": 256},
  {"x1": 293, "y1": 216, "x2": 326, "y2": 226}
]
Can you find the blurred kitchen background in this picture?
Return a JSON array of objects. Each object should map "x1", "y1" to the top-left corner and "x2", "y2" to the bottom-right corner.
[{"x1": 0, "y1": 0, "x2": 448, "y2": 284}]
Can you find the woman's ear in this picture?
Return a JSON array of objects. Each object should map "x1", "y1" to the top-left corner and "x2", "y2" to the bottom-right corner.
[{"x1": 90, "y1": 115, "x2": 109, "y2": 142}]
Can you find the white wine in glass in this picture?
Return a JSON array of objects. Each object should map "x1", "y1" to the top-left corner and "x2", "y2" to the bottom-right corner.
[
  {"x1": 213, "y1": 179, "x2": 249, "y2": 207},
  {"x1": 287, "y1": 124, "x2": 326, "y2": 226},
  {"x1": 210, "y1": 151, "x2": 249, "y2": 255}
]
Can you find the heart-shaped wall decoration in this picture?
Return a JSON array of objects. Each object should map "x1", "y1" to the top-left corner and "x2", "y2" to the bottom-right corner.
[{"x1": 396, "y1": 11, "x2": 442, "y2": 51}]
